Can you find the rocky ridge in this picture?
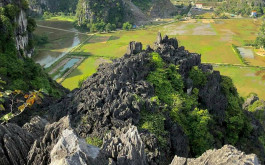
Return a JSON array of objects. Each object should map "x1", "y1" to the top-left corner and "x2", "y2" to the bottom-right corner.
[
  {"x1": 0, "y1": 32, "x2": 264, "y2": 164},
  {"x1": 171, "y1": 145, "x2": 260, "y2": 165}
]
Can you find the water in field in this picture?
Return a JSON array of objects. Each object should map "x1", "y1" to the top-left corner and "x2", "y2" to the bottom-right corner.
[
  {"x1": 53, "y1": 58, "x2": 80, "y2": 80},
  {"x1": 237, "y1": 47, "x2": 254, "y2": 59},
  {"x1": 32, "y1": 21, "x2": 86, "y2": 68},
  {"x1": 60, "y1": 58, "x2": 80, "y2": 72}
]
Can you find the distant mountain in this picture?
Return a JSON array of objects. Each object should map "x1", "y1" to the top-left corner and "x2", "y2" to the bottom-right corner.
[{"x1": 28, "y1": 0, "x2": 78, "y2": 14}]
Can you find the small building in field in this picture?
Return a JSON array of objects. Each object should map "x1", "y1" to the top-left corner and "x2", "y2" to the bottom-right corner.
[
  {"x1": 251, "y1": 11, "x2": 257, "y2": 17},
  {"x1": 195, "y1": 3, "x2": 203, "y2": 9}
]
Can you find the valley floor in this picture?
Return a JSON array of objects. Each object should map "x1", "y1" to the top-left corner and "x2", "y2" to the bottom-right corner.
[{"x1": 33, "y1": 18, "x2": 265, "y2": 99}]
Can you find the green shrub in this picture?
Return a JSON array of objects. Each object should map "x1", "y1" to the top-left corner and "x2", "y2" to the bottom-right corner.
[
  {"x1": 247, "y1": 100, "x2": 265, "y2": 125},
  {"x1": 221, "y1": 76, "x2": 252, "y2": 145},
  {"x1": 122, "y1": 22, "x2": 133, "y2": 31},
  {"x1": 139, "y1": 109, "x2": 168, "y2": 148},
  {"x1": 86, "y1": 136, "x2": 103, "y2": 147},
  {"x1": 189, "y1": 66, "x2": 207, "y2": 87}
]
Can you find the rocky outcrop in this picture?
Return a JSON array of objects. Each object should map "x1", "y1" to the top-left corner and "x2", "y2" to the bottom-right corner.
[
  {"x1": 27, "y1": 116, "x2": 106, "y2": 165},
  {"x1": 170, "y1": 145, "x2": 260, "y2": 165},
  {"x1": 0, "y1": 32, "x2": 264, "y2": 164},
  {"x1": 127, "y1": 41, "x2": 143, "y2": 55},
  {"x1": 0, "y1": 123, "x2": 34, "y2": 165},
  {"x1": 50, "y1": 129, "x2": 103, "y2": 165},
  {"x1": 27, "y1": 116, "x2": 72, "y2": 164},
  {"x1": 22, "y1": 116, "x2": 49, "y2": 139},
  {"x1": 102, "y1": 125, "x2": 147, "y2": 165}
]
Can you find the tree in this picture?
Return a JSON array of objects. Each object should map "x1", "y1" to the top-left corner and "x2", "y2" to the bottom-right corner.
[
  {"x1": 122, "y1": 22, "x2": 132, "y2": 31},
  {"x1": 255, "y1": 22, "x2": 265, "y2": 48},
  {"x1": 105, "y1": 23, "x2": 112, "y2": 33}
]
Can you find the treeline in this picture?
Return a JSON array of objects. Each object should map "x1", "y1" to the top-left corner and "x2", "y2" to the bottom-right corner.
[{"x1": 215, "y1": 0, "x2": 265, "y2": 16}]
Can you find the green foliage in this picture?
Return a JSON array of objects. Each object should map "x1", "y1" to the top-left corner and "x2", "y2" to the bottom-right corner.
[
  {"x1": 139, "y1": 109, "x2": 168, "y2": 148},
  {"x1": 147, "y1": 52, "x2": 214, "y2": 156},
  {"x1": 33, "y1": 34, "x2": 49, "y2": 46},
  {"x1": 86, "y1": 136, "x2": 103, "y2": 147},
  {"x1": 189, "y1": 66, "x2": 207, "y2": 87},
  {"x1": 255, "y1": 21, "x2": 265, "y2": 48},
  {"x1": 21, "y1": 0, "x2": 29, "y2": 10},
  {"x1": 131, "y1": 0, "x2": 152, "y2": 11},
  {"x1": 174, "y1": 15, "x2": 183, "y2": 21},
  {"x1": 122, "y1": 22, "x2": 133, "y2": 31},
  {"x1": 259, "y1": 134, "x2": 265, "y2": 148},
  {"x1": 187, "y1": 108, "x2": 214, "y2": 156},
  {"x1": 29, "y1": 0, "x2": 78, "y2": 13},
  {"x1": 4, "y1": 4, "x2": 19, "y2": 20},
  {"x1": 105, "y1": 23, "x2": 116, "y2": 33},
  {"x1": 0, "y1": 4, "x2": 62, "y2": 98},
  {"x1": 27, "y1": 17, "x2": 37, "y2": 33},
  {"x1": 76, "y1": 0, "x2": 124, "y2": 28},
  {"x1": 247, "y1": 100, "x2": 265, "y2": 125},
  {"x1": 147, "y1": 53, "x2": 183, "y2": 105},
  {"x1": 43, "y1": 11, "x2": 53, "y2": 19},
  {"x1": 214, "y1": 0, "x2": 262, "y2": 16},
  {"x1": 221, "y1": 76, "x2": 252, "y2": 145}
]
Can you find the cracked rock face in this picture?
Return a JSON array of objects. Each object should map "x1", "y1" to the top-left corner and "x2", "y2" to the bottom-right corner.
[
  {"x1": 170, "y1": 145, "x2": 260, "y2": 165},
  {"x1": 0, "y1": 123, "x2": 34, "y2": 165},
  {"x1": 102, "y1": 125, "x2": 147, "y2": 165}
]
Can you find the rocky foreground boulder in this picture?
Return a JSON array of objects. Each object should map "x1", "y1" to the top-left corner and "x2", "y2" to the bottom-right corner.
[
  {"x1": 171, "y1": 145, "x2": 260, "y2": 165},
  {"x1": 0, "y1": 33, "x2": 264, "y2": 165}
]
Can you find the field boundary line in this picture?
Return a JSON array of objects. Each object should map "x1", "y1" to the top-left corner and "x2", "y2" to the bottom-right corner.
[
  {"x1": 57, "y1": 57, "x2": 86, "y2": 84},
  {"x1": 202, "y1": 62, "x2": 265, "y2": 69}
]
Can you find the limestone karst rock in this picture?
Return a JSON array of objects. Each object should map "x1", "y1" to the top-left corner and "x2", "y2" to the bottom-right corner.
[{"x1": 170, "y1": 145, "x2": 260, "y2": 165}]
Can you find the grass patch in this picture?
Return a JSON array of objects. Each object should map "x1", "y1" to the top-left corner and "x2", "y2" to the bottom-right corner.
[
  {"x1": 44, "y1": 16, "x2": 76, "y2": 22},
  {"x1": 215, "y1": 66, "x2": 265, "y2": 99}
]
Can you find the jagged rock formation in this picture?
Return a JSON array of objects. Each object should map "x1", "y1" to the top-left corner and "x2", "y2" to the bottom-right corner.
[
  {"x1": 0, "y1": 123, "x2": 34, "y2": 165},
  {"x1": 102, "y1": 125, "x2": 148, "y2": 165},
  {"x1": 50, "y1": 129, "x2": 102, "y2": 165},
  {"x1": 127, "y1": 41, "x2": 143, "y2": 55},
  {"x1": 0, "y1": 30, "x2": 264, "y2": 164},
  {"x1": 170, "y1": 145, "x2": 260, "y2": 165}
]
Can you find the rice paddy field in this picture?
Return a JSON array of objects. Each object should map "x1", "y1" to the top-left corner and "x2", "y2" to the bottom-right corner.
[
  {"x1": 214, "y1": 66, "x2": 265, "y2": 99},
  {"x1": 34, "y1": 18, "x2": 265, "y2": 99}
]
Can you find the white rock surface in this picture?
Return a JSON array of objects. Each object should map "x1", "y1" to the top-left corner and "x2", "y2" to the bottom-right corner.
[
  {"x1": 50, "y1": 129, "x2": 100, "y2": 165},
  {"x1": 171, "y1": 145, "x2": 260, "y2": 165}
]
